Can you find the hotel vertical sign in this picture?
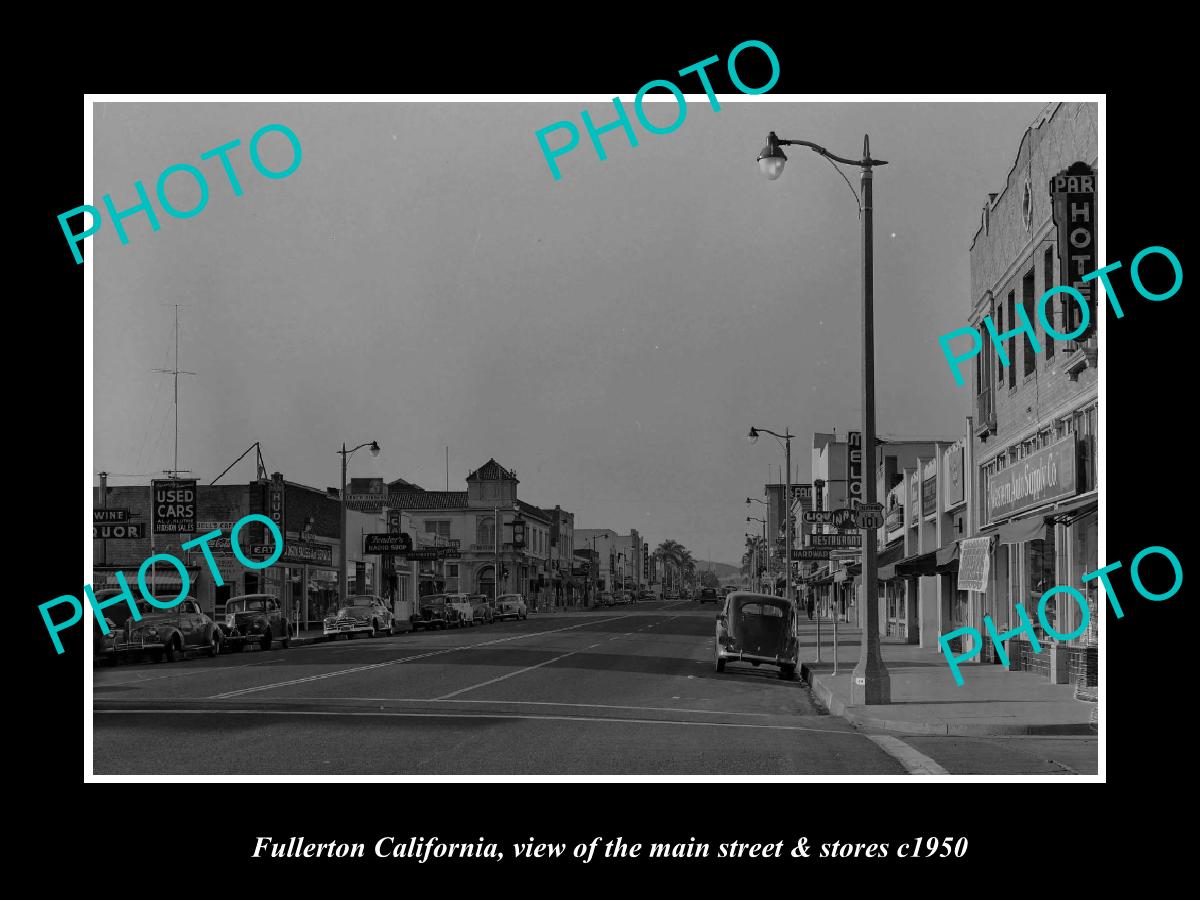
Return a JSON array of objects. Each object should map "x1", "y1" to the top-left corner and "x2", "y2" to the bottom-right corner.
[{"x1": 1051, "y1": 162, "x2": 1097, "y2": 336}]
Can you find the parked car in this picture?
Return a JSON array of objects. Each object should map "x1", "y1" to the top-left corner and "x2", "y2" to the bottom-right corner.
[
  {"x1": 324, "y1": 595, "x2": 394, "y2": 639},
  {"x1": 494, "y1": 593, "x2": 528, "y2": 621},
  {"x1": 698, "y1": 586, "x2": 720, "y2": 604},
  {"x1": 464, "y1": 594, "x2": 491, "y2": 625},
  {"x1": 596, "y1": 591, "x2": 614, "y2": 607},
  {"x1": 714, "y1": 592, "x2": 799, "y2": 680},
  {"x1": 221, "y1": 593, "x2": 291, "y2": 652},
  {"x1": 114, "y1": 596, "x2": 225, "y2": 663},
  {"x1": 413, "y1": 594, "x2": 452, "y2": 631},
  {"x1": 89, "y1": 588, "x2": 135, "y2": 665},
  {"x1": 617, "y1": 591, "x2": 633, "y2": 605},
  {"x1": 639, "y1": 589, "x2": 655, "y2": 601},
  {"x1": 444, "y1": 593, "x2": 476, "y2": 628}
]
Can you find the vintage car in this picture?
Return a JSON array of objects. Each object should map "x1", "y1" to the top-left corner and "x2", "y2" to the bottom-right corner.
[
  {"x1": 698, "y1": 586, "x2": 721, "y2": 604},
  {"x1": 324, "y1": 595, "x2": 394, "y2": 639},
  {"x1": 619, "y1": 591, "x2": 635, "y2": 605},
  {"x1": 90, "y1": 588, "x2": 133, "y2": 665},
  {"x1": 596, "y1": 591, "x2": 614, "y2": 607},
  {"x1": 110, "y1": 596, "x2": 224, "y2": 663},
  {"x1": 468, "y1": 594, "x2": 494, "y2": 625},
  {"x1": 444, "y1": 593, "x2": 475, "y2": 628},
  {"x1": 220, "y1": 593, "x2": 291, "y2": 652},
  {"x1": 412, "y1": 594, "x2": 457, "y2": 631},
  {"x1": 714, "y1": 592, "x2": 799, "y2": 680},
  {"x1": 494, "y1": 593, "x2": 527, "y2": 621}
]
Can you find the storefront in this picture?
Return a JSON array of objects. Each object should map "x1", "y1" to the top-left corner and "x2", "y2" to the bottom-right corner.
[{"x1": 977, "y1": 428, "x2": 1097, "y2": 676}]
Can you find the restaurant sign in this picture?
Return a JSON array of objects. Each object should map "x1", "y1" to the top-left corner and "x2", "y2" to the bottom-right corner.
[
  {"x1": 250, "y1": 541, "x2": 334, "y2": 567},
  {"x1": 986, "y1": 434, "x2": 1077, "y2": 522}
]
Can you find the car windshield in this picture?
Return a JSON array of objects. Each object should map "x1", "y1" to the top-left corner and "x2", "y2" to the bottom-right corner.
[{"x1": 227, "y1": 598, "x2": 266, "y2": 614}]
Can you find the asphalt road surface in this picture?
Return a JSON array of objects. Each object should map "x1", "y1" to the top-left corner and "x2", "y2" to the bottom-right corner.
[{"x1": 91, "y1": 601, "x2": 1096, "y2": 775}]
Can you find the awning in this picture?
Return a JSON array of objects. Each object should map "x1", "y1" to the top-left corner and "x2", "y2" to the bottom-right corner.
[
  {"x1": 874, "y1": 540, "x2": 915, "y2": 580},
  {"x1": 935, "y1": 543, "x2": 960, "y2": 573},
  {"x1": 1049, "y1": 496, "x2": 1097, "y2": 526},
  {"x1": 993, "y1": 513, "x2": 1051, "y2": 545}
]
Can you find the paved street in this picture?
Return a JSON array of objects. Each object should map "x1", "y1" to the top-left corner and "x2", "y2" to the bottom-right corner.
[{"x1": 92, "y1": 600, "x2": 1094, "y2": 775}]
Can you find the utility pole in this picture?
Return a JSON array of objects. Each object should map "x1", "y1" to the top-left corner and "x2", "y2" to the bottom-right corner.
[{"x1": 153, "y1": 304, "x2": 195, "y2": 479}]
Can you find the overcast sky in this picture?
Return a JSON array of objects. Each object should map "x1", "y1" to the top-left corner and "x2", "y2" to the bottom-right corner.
[{"x1": 92, "y1": 99, "x2": 1050, "y2": 564}]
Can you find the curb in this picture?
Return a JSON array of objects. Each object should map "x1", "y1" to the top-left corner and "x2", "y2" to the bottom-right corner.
[{"x1": 800, "y1": 663, "x2": 1096, "y2": 737}]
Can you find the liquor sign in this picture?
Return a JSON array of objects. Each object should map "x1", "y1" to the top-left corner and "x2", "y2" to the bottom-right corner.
[
  {"x1": 93, "y1": 522, "x2": 143, "y2": 539},
  {"x1": 1051, "y1": 162, "x2": 1097, "y2": 334},
  {"x1": 363, "y1": 533, "x2": 413, "y2": 554},
  {"x1": 809, "y1": 533, "x2": 862, "y2": 549},
  {"x1": 957, "y1": 536, "x2": 993, "y2": 592},
  {"x1": 847, "y1": 432, "x2": 863, "y2": 503},
  {"x1": 985, "y1": 434, "x2": 1077, "y2": 522},
  {"x1": 93, "y1": 509, "x2": 129, "y2": 523},
  {"x1": 152, "y1": 479, "x2": 196, "y2": 534}
]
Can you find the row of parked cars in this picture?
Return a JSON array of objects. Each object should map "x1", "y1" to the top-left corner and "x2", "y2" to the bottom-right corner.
[
  {"x1": 93, "y1": 590, "x2": 536, "y2": 666},
  {"x1": 594, "y1": 589, "x2": 654, "y2": 607},
  {"x1": 91, "y1": 589, "x2": 295, "y2": 665},
  {"x1": 410, "y1": 593, "x2": 527, "y2": 630}
]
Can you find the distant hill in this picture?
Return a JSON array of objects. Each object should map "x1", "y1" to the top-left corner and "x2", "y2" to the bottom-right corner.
[{"x1": 695, "y1": 560, "x2": 741, "y2": 581}]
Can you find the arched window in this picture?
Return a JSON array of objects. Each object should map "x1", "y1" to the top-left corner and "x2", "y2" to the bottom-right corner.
[{"x1": 477, "y1": 516, "x2": 495, "y2": 547}]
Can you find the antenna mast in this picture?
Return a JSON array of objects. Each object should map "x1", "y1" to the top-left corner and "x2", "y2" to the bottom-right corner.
[{"x1": 153, "y1": 304, "x2": 195, "y2": 479}]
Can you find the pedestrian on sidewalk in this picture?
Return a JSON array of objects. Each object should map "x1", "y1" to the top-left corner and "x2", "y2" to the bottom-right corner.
[{"x1": 806, "y1": 596, "x2": 814, "y2": 620}]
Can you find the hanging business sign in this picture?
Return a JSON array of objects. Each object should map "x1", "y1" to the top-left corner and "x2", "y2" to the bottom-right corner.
[
  {"x1": 945, "y1": 446, "x2": 965, "y2": 509},
  {"x1": 364, "y1": 533, "x2": 413, "y2": 554},
  {"x1": 1051, "y1": 162, "x2": 1097, "y2": 332},
  {"x1": 957, "y1": 536, "x2": 993, "y2": 592},
  {"x1": 809, "y1": 533, "x2": 862, "y2": 549},
  {"x1": 921, "y1": 475, "x2": 937, "y2": 517},
  {"x1": 985, "y1": 433, "x2": 1077, "y2": 522},
  {"x1": 250, "y1": 541, "x2": 334, "y2": 567},
  {"x1": 847, "y1": 432, "x2": 863, "y2": 503},
  {"x1": 267, "y1": 474, "x2": 285, "y2": 531},
  {"x1": 152, "y1": 479, "x2": 196, "y2": 534}
]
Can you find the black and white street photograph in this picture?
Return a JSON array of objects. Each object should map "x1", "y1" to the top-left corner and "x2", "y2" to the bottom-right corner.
[{"x1": 76, "y1": 93, "x2": 1116, "y2": 778}]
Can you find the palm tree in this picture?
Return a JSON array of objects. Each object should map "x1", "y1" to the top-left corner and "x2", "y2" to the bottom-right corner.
[{"x1": 655, "y1": 539, "x2": 696, "y2": 594}]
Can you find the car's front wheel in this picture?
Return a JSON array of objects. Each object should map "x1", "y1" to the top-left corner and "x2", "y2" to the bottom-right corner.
[
  {"x1": 208, "y1": 630, "x2": 221, "y2": 657},
  {"x1": 163, "y1": 637, "x2": 183, "y2": 663},
  {"x1": 715, "y1": 657, "x2": 725, "y2": 673},
  {"x1": 282, "y1": 622, "x2": 291, "y2": 649},
  {"x1": 260, "y1": 629, "x2": 272, "y2": 652},
  {"x1": 779, "y1": 664, "x2": 796, "y2": 681},
  {"x1": 371, "y1": 619, "x2": 380, "y2": 637}
]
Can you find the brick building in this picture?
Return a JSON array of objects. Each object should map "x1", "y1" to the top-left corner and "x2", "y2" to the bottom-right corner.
[{"x1": 964, "y1": 101, "x2": 1098, "y2": 683}]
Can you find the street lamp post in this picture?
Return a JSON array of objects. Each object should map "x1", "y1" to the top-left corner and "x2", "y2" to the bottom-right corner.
[
  {"x1": 339, "y1": 440, "x2": 381, "y2": 606},
  {"x1": 747, "y1": 427, "x2": 792, "y2": 606},
  {"x1": 755, "y1": 130, "x2": 891, "y2": 705}
]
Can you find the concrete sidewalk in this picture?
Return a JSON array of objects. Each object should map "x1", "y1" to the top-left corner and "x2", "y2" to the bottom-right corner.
[{"x1": 797, "y1": 618, "x2": 1096, "y2": 736}]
